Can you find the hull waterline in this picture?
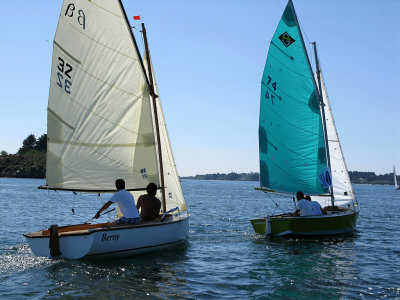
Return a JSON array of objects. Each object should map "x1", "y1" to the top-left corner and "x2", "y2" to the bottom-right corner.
[
  {"x1": 24, "y1": 215, "x2": 189, "y2": 259},
  {"x1": 251, "y1": 208, "x2": 358, "y2": 237}
]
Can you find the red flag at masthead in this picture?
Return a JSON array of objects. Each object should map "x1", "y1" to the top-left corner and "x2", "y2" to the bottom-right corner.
[{"x1": 133, "y1": 16, "x2": 141, "y2": 20}]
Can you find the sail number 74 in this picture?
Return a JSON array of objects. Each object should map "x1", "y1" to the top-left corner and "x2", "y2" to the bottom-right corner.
[{"x1": 264, "y1": 76, "x2": 277, "y2": 104}]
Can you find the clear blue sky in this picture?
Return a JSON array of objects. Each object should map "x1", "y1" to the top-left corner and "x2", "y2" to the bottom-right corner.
[{"x1": 1, "y1": 0, "x2": 399, "y2": 176}]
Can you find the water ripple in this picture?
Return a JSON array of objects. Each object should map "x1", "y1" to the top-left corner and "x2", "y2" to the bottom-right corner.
[{"x1": 0, "y1": 179, "x2": 400, "y2": 298}]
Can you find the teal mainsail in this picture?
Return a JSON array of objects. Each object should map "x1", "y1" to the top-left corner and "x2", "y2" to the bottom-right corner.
[{"x1": 259, "y1": 0, "x2": 327, "y2": 195}]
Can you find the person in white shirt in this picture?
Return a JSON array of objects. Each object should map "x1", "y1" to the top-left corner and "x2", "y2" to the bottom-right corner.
[
  {"x1": 292, "y1": 191, "x2": 313, "y2": 216},
  {"x1": 94, "y1": 179, "x2": 141, "y2": 225},
  {"x1": 305, "y1": 195, "x2": 323, "y2": 216}
]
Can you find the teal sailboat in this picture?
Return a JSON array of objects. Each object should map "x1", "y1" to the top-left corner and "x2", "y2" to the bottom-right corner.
[{"x1": 251, "y1": 0, "x2": 359, "y2": 236}]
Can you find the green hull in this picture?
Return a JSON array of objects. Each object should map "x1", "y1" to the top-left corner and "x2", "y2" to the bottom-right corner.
[{"x1": 251, "y1": 209, "x2": 359, "y2": 237}]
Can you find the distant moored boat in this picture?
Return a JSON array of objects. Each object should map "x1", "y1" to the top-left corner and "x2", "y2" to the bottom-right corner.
[{"x1": 394, "y1": 166, "x2": 399, "y2": 190}]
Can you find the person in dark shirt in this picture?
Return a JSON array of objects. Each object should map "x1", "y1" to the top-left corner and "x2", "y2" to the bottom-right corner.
[{"x1": 136, "y1": 182, "x2": 161, "y2": 221}]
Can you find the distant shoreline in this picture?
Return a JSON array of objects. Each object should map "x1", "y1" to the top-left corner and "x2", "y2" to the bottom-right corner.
[
  {"x1": 0, "y1": 151, "x2": 397, "y2": 185},
  {"x1": 180, "y1": 178, "x2": 396, "y2": 186},
  {"x1": 180, "y1": 171, "x2": 398, "y2": 185}
]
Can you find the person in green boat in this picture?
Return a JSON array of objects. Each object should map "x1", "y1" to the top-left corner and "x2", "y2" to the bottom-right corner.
[
  {"x1": 291, "y1": 191, "x2": 313, "y2": 216},
  {"x1": 305, "y1": 195, "x2": 323, "y2": 216}
]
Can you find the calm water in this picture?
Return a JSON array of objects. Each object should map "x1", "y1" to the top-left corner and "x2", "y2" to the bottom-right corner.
[{"x1": 0, "y1": 178, "x2": 399, "y2": 299}]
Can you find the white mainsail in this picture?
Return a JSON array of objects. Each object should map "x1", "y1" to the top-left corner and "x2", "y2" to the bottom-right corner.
[
  {"x1": 315, "y1": 67, "x2": 355, "y2": 206},
  {"x1": 394, "y1": 166, "x2": 399, "y2": 189},
  {"x1": 46, "y1": 0, "x2": 160, "y2": 190}
]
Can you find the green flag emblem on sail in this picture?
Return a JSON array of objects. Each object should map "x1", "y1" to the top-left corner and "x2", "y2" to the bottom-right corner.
[
  {"x1": 278, "y1": 32, "x2": 295, "y2": 47},
  {"x1": 259, "y1": 0, "x2": 328, "y2": 195}
]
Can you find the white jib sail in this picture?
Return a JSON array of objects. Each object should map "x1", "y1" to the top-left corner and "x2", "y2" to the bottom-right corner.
[
  {"x1": 315, "y1": 67, "x2": 355, "y2": 207},
  {"x1": 394, "y1": 166, "x2": 399, "y2": 189},
  {"x1": 46, "y1": 0, "x2": 159, "y2": 190},
  {"x1": 147, "y1": 55, "x2": 187, "y2": 213}
]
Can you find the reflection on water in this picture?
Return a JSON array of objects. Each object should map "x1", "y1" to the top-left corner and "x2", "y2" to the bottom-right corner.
[
  {"x1": 42, "y1": 241, "x2": 191, "y2": 298},
  {"x1": 0, "y1": 178, "x2": 399, "y2": 298},
  {"x1": 238, "y1": 233, "x2": 359, "y2": 298}
]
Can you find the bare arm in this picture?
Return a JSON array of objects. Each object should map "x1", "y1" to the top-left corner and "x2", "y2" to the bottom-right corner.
[
  {"x1": 136, "y1": 196, "x2": 142, "y2": 211},
  {"x1": 291, "y1": 209, "x2": 300, "y2": 216},
  {"x1": 94, "y1": 201, "x2": 113, "y2": 219}
]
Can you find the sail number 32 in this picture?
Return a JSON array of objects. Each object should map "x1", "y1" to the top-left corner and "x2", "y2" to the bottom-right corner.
[{"x1": 56, "y1": 57, "x2": 73, "y2": 95}]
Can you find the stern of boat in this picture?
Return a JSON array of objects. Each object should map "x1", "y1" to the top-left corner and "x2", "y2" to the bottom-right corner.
[
  {"x1": 250, "y1": 216, "x2": 271, "y2": 235},
  {"x1": 24, "y1": 230, "x2": 95, "y2": 259}
]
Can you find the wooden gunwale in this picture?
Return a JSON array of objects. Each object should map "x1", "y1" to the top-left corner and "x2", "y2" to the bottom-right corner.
[{"x1": 23, "y1": 215, "x2": 189, "y2": 239}]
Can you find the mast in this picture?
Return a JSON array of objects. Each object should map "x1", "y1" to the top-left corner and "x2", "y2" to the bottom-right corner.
[
  {"x1": 118, "y1": 0, "x2": 151, "y2": 88},
  {"x1": 312, "y1": 42, "x2": 334, "y2": 206},
  {"x1": 142, "y1": 23, "x2": 167, "y2": 213}
]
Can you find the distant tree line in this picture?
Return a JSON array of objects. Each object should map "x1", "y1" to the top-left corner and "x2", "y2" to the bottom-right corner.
[
  {"x1": 181, "y1": 171, "x2": 399, "y2": 185},
  {"x1": 0, "y1": 134, "x2": 47, "y2": 178},
  {"x1": 17, "y1": 134, "x2": 47, "y2": 154},
  {"x1": 181, "y1": 172, "x2": 260, "y2": 182},
  {"x1": 1, "y1": 134, "x2": 399, "y2": 184},
  {"x1": 349, "y1": 171, "x2": 397, "y2": 185}
]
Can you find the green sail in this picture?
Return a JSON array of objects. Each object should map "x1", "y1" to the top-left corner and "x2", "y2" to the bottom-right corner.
[{"x1": 259, "y1": 0, "x2": 327, "y2": 195}]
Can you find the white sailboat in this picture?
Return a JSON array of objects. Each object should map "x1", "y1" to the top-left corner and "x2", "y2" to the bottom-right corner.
[
  {"x1": 24, "y1": 0, "x2": 189, "y2": 259},
  {"x1": 394, "y1": 166, "x2": 399, "y2": 190}
]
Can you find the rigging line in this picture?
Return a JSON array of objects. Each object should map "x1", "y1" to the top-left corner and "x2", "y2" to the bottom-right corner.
[
  {"x1": 136, "y1": 26, "x2": 145, "y2": 63},
  {"x1": 264, "y1": 191, "x2": 285, "y2": 214},
  {"x1": 53, "y1": 211, "x2": 89, "y2": 225},
  {"x1": 131, "y1": 25, "x2": 142, "y2": 32},
  {"x1": 298, "y1": 18, "x2": 311, "y2": 44},
  {"x1": 53, "y1": 190, "x2": 75, "y2": 214},
  {"x1": 297, "y1": 17, "x2": 316, "y2": 72}
]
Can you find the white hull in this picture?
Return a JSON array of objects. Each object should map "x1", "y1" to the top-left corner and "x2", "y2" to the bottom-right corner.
[{"x1": 24, "y1": 215, "x2": 189, "y2": 259}]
